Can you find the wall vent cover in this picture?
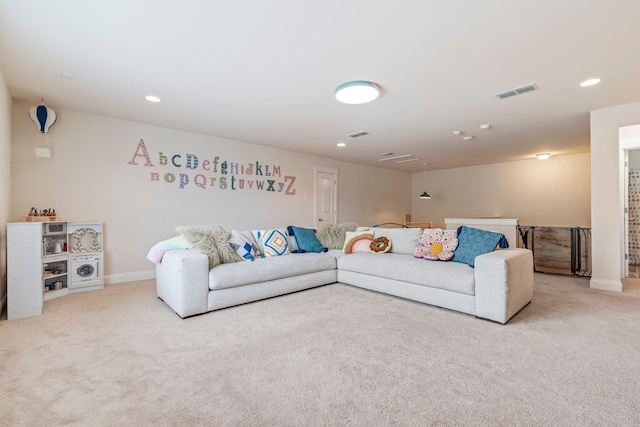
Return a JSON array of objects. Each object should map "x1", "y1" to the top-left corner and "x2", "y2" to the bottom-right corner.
[
  {"x1": 348, "y1": 130, "x2": 369, "y2": 138},
  {"x1": 494, "y1": 83, "x2": 539, "y2": 100}
]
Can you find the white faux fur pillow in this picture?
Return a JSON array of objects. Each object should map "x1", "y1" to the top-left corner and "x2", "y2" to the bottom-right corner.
[{"x1": 176, "y1": 225, "x2": 242, "y2": 268}]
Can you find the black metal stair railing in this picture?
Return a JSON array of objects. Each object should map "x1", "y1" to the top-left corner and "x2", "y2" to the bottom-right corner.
[{"x1": 517, "y1": 226, "x2": 591, "y2": 278}]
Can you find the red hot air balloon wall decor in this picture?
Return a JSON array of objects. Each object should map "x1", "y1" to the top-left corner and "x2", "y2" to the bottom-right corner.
[{"x1": 28, "y1": 100, "x2": 57, "y2": 158}]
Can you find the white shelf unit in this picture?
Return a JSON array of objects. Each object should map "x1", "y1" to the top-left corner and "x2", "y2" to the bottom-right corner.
[
  {"x1": 7, "y1": 222, "x2": 69, "y2": 320},
  {"x1": 7, "y1": 221, "x2": 104, "y2": 320}
]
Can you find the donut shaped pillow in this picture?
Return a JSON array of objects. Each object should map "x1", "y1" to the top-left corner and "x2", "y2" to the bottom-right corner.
[{"x1": 370, "y1": 236, "x2": 391, "y2": 253}]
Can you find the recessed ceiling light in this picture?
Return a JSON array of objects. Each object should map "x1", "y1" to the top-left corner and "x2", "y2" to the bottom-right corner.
[
  {"x1": 379, "y1": 154, "x2": 411, "y2": 162},
  {"x1": 145, "y1": 95, "x2": 161, "y2": 103},
  {"x1": 580, "y1": 78, "x2": 601, "y2": 87},
  {"x1": 335, "y1": 81, "x2": 380, "y2": 104},
  {"x1": 480, "y1": 124, "x2": 491, "y2": 130},
  {"x1": 462, "y1": 136, "x2": 474, "y2": 141},
  {"x1": 337, "y1": 142, "x2": 346, "y2": 147},
  {"x1": 536, "y1": 153, "x2": 551, "y2": 160},
  {"x1": 452, "y1": 130, "x2": 462, "y2": 136}
]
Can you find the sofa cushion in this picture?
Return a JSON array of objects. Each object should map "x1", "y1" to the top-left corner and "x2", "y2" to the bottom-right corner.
[
  {"x1": 343, "y1": 231, "x2": 374, "y2": 253},
  {"x1": 287, "y1": 225, "x2": 325, "y2": 253},
  {"x1": 453, "y1": 226, "x2": 506, "y2": 267},
  {"x1": 338, "y1": 252, "x2": 475, "y2": 295},
  {"x1": 316, "y1": 222, "x2": 358, "y2": 249},
  {"x1": 209, "y1": 252, "x2": 337, "y2": 290},
  {"x1": 413, "y1": 228, "x2": 458, "y2": 261},
  {"x1": 176, "y1": 225, "x2": 242, "y2": 268},
  {"x1": 373, "y1": 227, "x2": 422, "y2": 255},
  {"x1": 252, "y1": 229, "x2": 291, "y2": 257},
  {"x1": 229, "y1": 230, "x2": 260, "y2": 261}
]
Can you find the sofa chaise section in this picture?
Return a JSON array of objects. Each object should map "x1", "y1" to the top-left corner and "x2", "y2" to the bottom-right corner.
[{"x1": 337, "y1": 248, "x2": 533, "y2": 324}]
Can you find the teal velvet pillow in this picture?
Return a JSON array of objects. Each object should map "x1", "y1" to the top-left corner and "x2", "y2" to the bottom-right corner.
[
  {"x1": 452, "y1": 226, "x2": 508, "y2": 267},
  {"x1": 287, "y1": 226, "x2": 325, "y2": 253}
]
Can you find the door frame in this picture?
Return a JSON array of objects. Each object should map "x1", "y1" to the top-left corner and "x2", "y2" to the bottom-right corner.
[
  {"x1": 314, "y1": 166, "x2": 339, "y2": 226},
  {"x1": 623, "y1": 149, "x2": 630, "y2": 277},
  {"x1": 619, "y1": 130, "x2": 640, "y2": 279}
]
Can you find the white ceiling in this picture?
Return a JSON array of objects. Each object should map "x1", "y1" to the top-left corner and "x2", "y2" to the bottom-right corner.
[{"x1": 1, "y1": 1, "x2": 640, "y2": 172}]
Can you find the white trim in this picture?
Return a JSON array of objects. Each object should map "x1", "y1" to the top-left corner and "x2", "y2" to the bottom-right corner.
[
  {"x1": 619, "y1": 127, "x2": 640, "y2": 281},
  {"x1": 105, "y1": 270, "x2": 155, "y2": 285},
  {"x1": 589, "y1": 278, "x2": 623, "y2": 292}
]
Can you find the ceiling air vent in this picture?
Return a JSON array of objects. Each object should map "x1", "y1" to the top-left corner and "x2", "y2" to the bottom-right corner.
[
  {"x1": 494, "y1": 83, "x2": 538, "y2": 100},
  {"x1": 348, "y1": 130, "x2": 369, "y2": 138}
]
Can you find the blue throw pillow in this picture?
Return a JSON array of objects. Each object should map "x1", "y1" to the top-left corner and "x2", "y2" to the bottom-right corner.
[
  {"x1": 452, "y1": 226, "x2": 508, "y2": 267},
  {"x1": 287, "y1": 226, "x2": 326, "y2": 253}
]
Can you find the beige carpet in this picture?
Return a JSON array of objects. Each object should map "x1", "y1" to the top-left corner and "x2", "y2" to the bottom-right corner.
[{"x1": 1, "y1": 274, "x2": 639, "y2": 426}]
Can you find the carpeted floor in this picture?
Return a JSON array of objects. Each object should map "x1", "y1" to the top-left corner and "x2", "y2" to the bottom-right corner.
[{"x1": 1, "y1": 274, "x2": 639, "y2": 426}]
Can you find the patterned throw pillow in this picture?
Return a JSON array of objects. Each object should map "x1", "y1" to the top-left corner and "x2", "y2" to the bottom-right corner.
[
  {"x1": 453, "y1": 226, "x2": 507, "y2": 267},
  {"x1": 413, "y1": 228, "x2": 458, "y2": 261},
  {"x1": 229, "y1": 230, "x2": 260, "y2": 261},
  {"x1": 343, "y1": 231, "x2": 374, "y2": 253},
  {"x1": 252, "y1": 229, "x2": 291, "y2": 257}
]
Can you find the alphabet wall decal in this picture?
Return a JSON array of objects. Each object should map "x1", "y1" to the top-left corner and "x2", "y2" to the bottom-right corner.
[{"x1": 127, "y1": 139, "x2": 297, "y2": 195}]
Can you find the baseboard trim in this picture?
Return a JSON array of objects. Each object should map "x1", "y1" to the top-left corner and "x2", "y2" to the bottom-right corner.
[
  {"x1": 105, "y1": 270, "x2": 155, "y2": 285},
  {"x1": 589, "y1": 278, "x2": 622, "y2": 292}
]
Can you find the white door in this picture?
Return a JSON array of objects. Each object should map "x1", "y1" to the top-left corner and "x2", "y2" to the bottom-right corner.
[{"x1": 314, "y1": 166, "x2": 338, "y2": 226}]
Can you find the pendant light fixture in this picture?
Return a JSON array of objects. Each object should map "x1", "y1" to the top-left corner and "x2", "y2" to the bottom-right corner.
[
  {"x1": 419, "y1": 162, "x2": 431, "y2": 199},
  {"x1": 335, "y1": 81, "x2": 380, "y2": 104}
]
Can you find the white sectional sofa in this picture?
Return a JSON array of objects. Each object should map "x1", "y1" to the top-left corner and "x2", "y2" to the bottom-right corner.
[{"x1": 154, "y1": 226, "x2": 533, "y2": 324}]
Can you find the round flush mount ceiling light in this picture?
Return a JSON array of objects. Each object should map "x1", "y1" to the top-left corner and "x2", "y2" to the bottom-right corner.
[
  {"x1": 337, "y1": 142, "x2": 346, "y2": 147},
  {"x1": 335, "y1": 81, "x2": 380, "y2": 104},
  {"x1": 536, "y1": 153, "x2": 551, "y2": 160},
  {"x1": 145, "y1": 95, "x2": 161, "y2": 103},
  {"x1": 580, "y1": 78, "x2": 601, "y2": 87}
]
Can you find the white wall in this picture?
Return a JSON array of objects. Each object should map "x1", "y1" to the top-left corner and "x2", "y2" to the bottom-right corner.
[
  {"x1": 590, "y1": 101, "x2": 640, "y2": 291},
  {"x1": 0, "y1": 68, "x2": 10, "y2": 314},
  {"x1": 411, "y1": 153, "x2": 591, "y2": 230},
  {"x1": 10, "y1": 99, "x2": 411, "y2": 282}
]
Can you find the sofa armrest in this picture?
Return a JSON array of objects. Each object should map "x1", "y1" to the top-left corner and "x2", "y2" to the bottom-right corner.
[
  {"x1": 473, "y1": 248, "x2": 533, "y2": 324},
  {"x1": 156, "y1": 249, "x2": 209, "y2": 318}
]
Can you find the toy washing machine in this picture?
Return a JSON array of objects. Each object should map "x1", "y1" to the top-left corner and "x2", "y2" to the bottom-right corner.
[{"x1": 70, "y1": 254, "x2": 102, "y2": 289}]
